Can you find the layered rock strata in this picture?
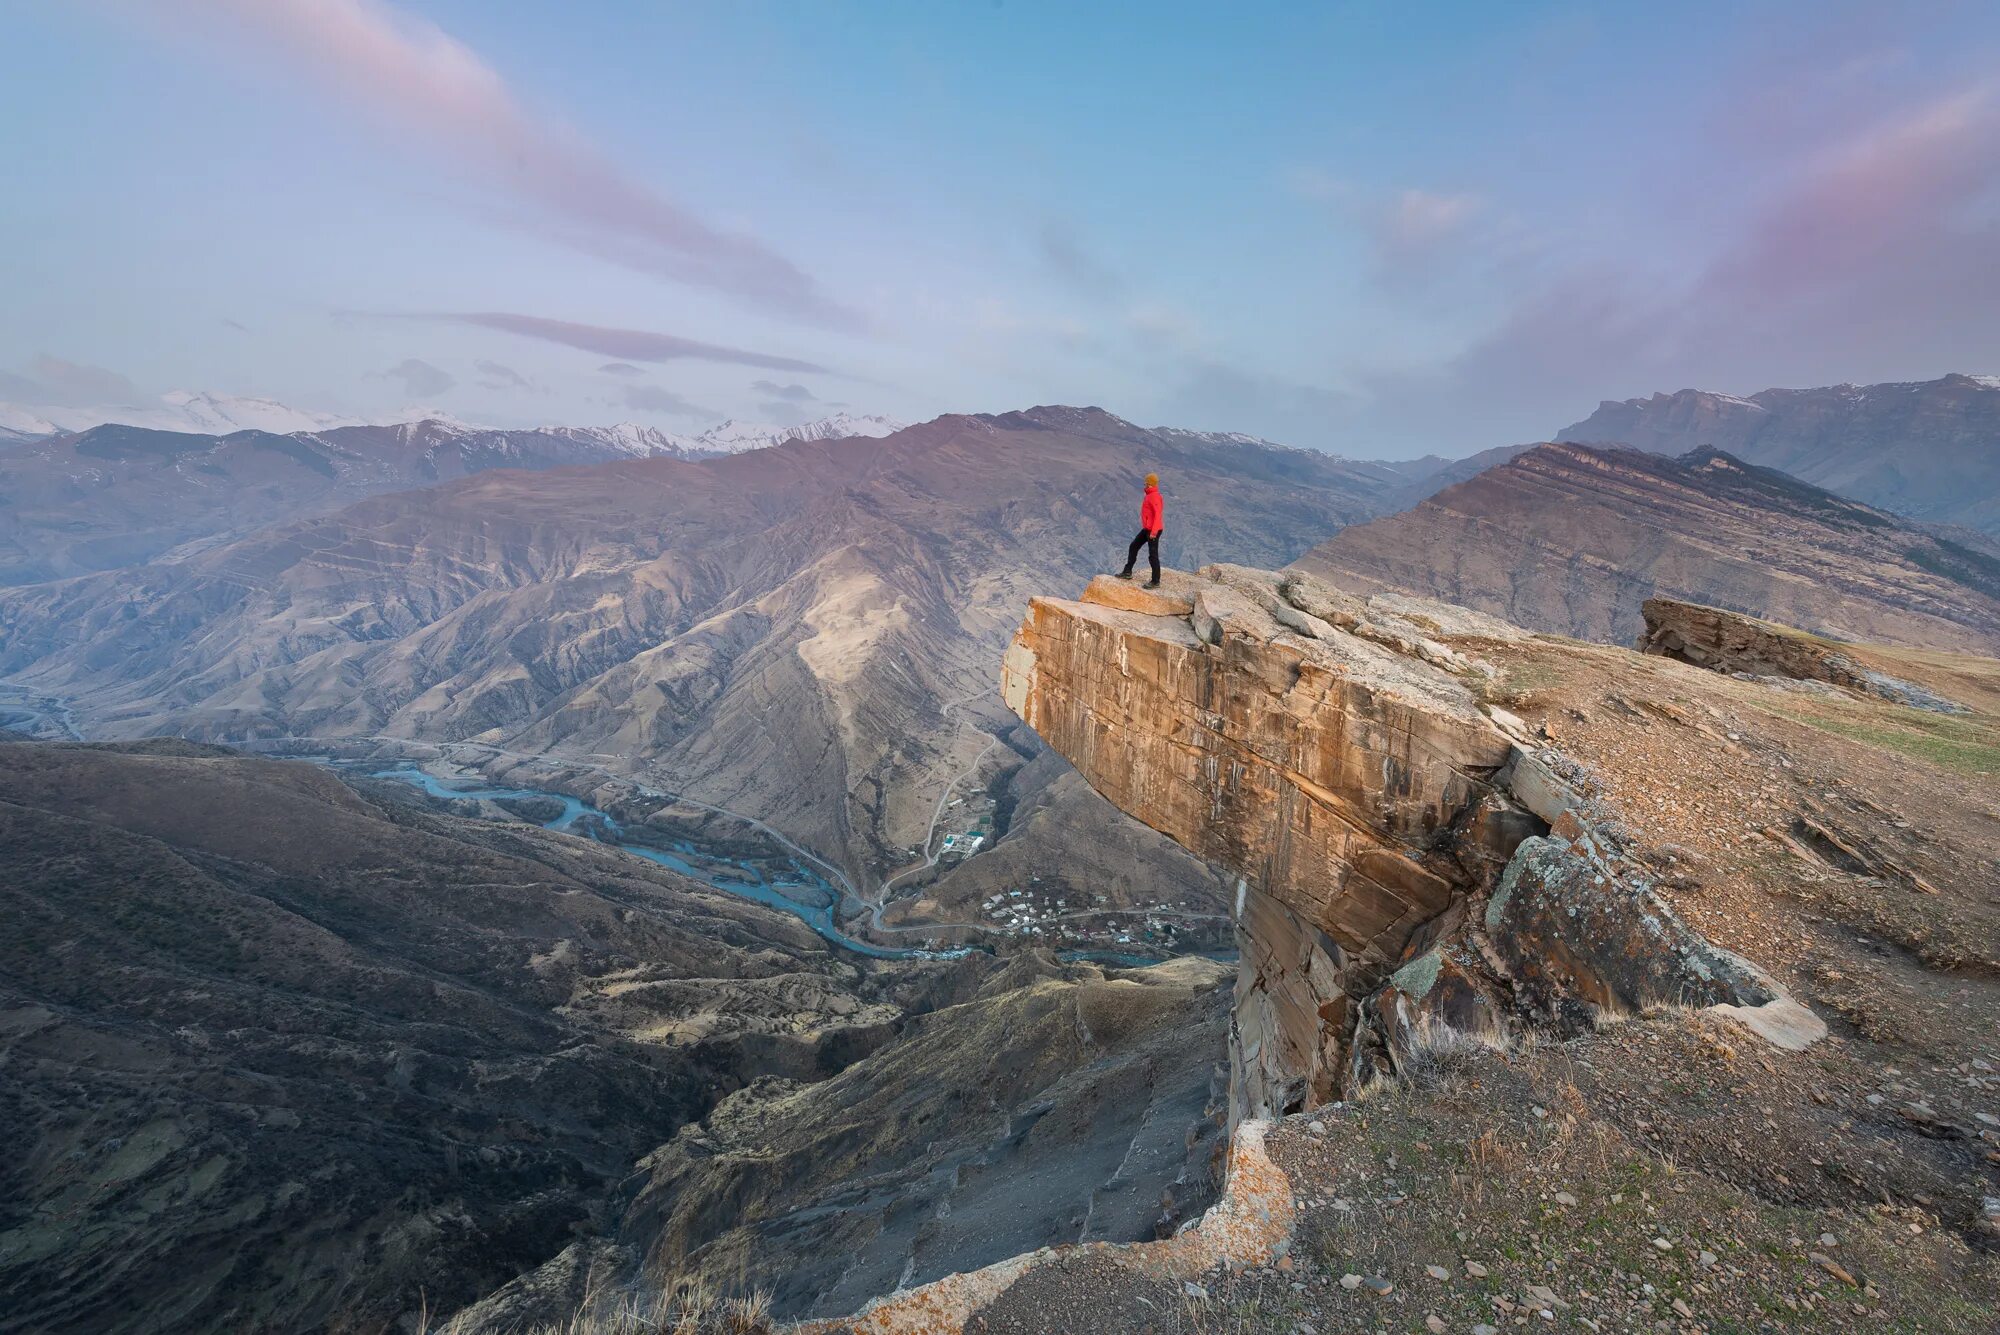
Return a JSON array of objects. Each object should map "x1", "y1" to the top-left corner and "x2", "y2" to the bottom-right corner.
[
  {"x1": 1004, "y1": 566, "x2": 1818, "y2": 1121},
  {"x1": 1639, "y1": 596, "x2": 1967, "y2": 713}
]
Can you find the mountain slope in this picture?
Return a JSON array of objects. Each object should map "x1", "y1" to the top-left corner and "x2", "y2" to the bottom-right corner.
[
  {"x1": 1557, "y1": 372, "x2": 2000, "y2": 534},
  {"x1": 0, "y1": 735, "x2": 1245, "y2": 1332},
  {"x1": 1291, "y1": 442, "x2": 2000, "y2": 652},
  {"x1": 0, "y1": 737, "x2": 912, "y2": 1333},
  {"x1": 0, "y1": 407, "x2": 1403, "y2": 927}
]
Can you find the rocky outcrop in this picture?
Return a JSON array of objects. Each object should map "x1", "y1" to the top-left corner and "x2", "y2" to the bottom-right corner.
[
  {"x1": 1004, "y1": 566, "x2": 1821, "y2": 1121},
  {"x1": 1639, "y1": 596, "x2": 1967, "y2": 713}
]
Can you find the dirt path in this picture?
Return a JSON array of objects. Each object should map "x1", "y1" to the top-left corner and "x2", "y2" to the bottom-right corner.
[{"x1": 877, "y1": 733, "x2": 1001, "y2": 906}]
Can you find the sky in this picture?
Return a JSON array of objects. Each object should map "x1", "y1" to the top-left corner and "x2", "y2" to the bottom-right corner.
[{"x1": 2, "y1": 0, "x2": 1997, "y2": 457}]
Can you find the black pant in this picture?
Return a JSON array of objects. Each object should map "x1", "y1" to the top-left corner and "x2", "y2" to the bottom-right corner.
[{"x1": 1121, "y1": 529, "x2": 1161, "y2": 581}]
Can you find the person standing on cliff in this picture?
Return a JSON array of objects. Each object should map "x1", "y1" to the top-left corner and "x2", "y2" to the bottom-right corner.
[{"x1": 1117, "y1": 473, "x2": 1166, "y2": 587}]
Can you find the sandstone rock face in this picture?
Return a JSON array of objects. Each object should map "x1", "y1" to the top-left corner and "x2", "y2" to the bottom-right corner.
[
  {"x1": 1008, "y1": 566, "x2": 1517, "y2": 965},
  {"x1": 1006, "y1": 566, "x2": 1536, "y2": 1116},
  {"x1": 1005, "y1": 566, "x2": 1816, "y2": 1120}
]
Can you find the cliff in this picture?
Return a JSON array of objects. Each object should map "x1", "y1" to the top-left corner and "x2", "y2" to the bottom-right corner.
[
  {"x1": 1002, "y1": 566, "x2": 1817, "y2": 1121},
  {"x1": 787, "y1": 568, "x2": 2000, "y2": 1333}
]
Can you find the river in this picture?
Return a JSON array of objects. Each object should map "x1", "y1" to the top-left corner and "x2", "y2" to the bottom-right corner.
[{"x1": 361, "y1": 765, "x2": 976, "y2": 962}]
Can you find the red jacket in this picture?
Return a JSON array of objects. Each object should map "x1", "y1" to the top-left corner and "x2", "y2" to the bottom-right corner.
[{"x1": 1140, "y1": 484, "x2": 1163, "y2": 535}]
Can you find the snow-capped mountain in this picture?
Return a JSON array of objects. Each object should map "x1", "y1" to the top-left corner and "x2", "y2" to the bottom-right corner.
[
  {"x1": 157, "y1": 390, "x2": 365, "y2": 435},
  {"x1": 692, "y1": 412, "x2": 906, "y2": 455},
  {"x1": 0, "y1": 391, "x2": 365, "y2": 437},
  {"x1": 504, "y1": 414, "x2": 903, "y2": 461},
  {"x1": 0, "y1": 406, "x2": 58, "y2": 442},
  {"x1": 532, "y1": 422, "x2": 706, "y2": 459}
]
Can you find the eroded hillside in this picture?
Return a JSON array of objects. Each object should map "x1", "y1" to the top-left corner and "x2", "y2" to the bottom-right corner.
[
  {"x1": 1293, "y1": 442, "x2": 2000, "y2": 651},
  {"x1": 0, "y1": 739, "x2": 1233, "y2": 1332}
]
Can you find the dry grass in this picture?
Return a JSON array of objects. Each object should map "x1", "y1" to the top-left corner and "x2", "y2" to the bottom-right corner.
[{"x1": 430, "y1": 1279, "x2": 776, "y2": 1335}]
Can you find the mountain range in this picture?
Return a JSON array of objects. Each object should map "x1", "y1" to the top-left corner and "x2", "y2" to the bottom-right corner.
[
  {"x1": 0, "y1": 413, "x2": 906, "y2": 586},
  {"x1": 0, "y1": 390, "x2": 366, "y2": 438},
  {"x1": 0, "y1": 407, "x2": 1416, "y2": 932},
  {"x1": 1294, "y1": 441, "x2": 2000, "y2": 652},
  {"x1": 1557, "y1": 372, "x2": 2000, "y2": 534},
  {"x1": 8, "y1": 372, "x2": 2000, "y2": 1332}
]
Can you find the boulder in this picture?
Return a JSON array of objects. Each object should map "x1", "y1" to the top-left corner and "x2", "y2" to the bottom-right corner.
[{"x1": 1485, "y1": 832, "x2": 1775, "y2": 1025}]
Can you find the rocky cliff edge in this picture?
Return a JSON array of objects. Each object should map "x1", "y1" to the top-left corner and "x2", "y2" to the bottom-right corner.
[{"x1": 1004, "y1": 566, "x2": 1822, "y2": 1123}]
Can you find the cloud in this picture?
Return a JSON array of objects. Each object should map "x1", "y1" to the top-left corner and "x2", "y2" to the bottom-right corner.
[
  {"x1": 377, "y1": 357, "x2": 455, "y2": 397},
  {"x1": 474, "y1": 358, "x2": 531, "y2": 390},
  {"x1": 1039, "y1": 221, "x2": 1126, "y2": 300},
  {"x1": 1340, "y1": 82, "x2": 2000, "y2": 454},
  {"x1": 756, "y1": 399, "x2": 812, "y2": 425},
  {"x1": 423, "y1": 311, "x2": 835, "y2": 373},
  {"x1": 623, "y1": 384, "x2": 713, "y2": 418},
  {"x1": 1374, "y1": 190, "x2": 1483, "y2": 263},
  {"x1": 0, "y1": 355, "x2": 141, "y2": 406},
  {"x1": 750, "y1": 379, "x2": 816, "y2": 402},
  {"x1": 1288, "y1": 171, "x2": 1488, "y2": 286},
  {"x1": 1695, "y1": 84, "x2": 2000, "y2": 320},
  {"x1": 599, "y1": 361, "x2": 645, "y2": 377},
  {"x1": 1155, "y1": 357, "x2": 1354, "y2": 447},
  {"x1": 148, "y1": 0, "x2": 849, "y2": 324}
]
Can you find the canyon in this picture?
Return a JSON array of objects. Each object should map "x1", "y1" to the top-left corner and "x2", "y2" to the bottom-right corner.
[
  {"x1": 0, "y1": 735, "x2": 1235, "y2": 1331},
  {"x1": 0, "y1": 408, "x2": 1430, "y2": 956},
  {"x1": 6, "y1": 395, "x2": 2000, "y2": 1332}
]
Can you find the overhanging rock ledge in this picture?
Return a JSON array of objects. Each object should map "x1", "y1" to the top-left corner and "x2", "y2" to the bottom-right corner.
[{"x1": 1002, "y1": 565, "x2": 1824, "y2": 1122}]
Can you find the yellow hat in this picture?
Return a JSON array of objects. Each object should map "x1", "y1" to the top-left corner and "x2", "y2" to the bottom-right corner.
[{"x1": 1144, "y1": 473, "x2": 1159, "y2": 486}]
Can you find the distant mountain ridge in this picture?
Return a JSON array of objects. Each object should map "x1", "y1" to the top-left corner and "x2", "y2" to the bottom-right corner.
[
  {"x1": 0, "y1": 390, "x2": 366, "y2": 437},
  {"x1": 0, "y1": 412, "x2": 903, "y2": 585},
  {"x1": 691, "y1": 411, "x2": 906, "y2": 452},
  {"x1": 1557, "y1": 372, "x2": 2000, "y2": 534},
  {"x1": 1292, "y1": 440, "x2": 2000, "y2": 653}
]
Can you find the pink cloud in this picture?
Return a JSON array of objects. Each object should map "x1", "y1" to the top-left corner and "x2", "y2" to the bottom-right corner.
[
  {"x1": 1348, "y1": 81, "x2": 2000, "y2": 450},
  {"x1": 146, "y1": 0, "x2": 849, "y2": 324}
]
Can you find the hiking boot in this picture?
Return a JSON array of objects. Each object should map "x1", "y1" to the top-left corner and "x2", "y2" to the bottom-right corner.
[
  {"x1": 1116, "y1": 569, "x2": 1134, "y2": 579},
  {"x1": 1144, "y1": 578, "x2": 1161, "y2": 589}
]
